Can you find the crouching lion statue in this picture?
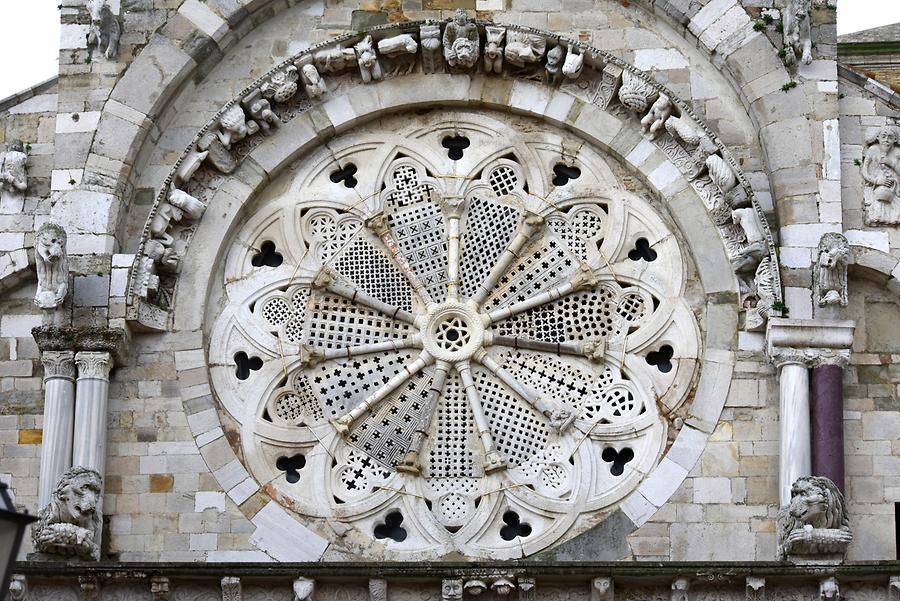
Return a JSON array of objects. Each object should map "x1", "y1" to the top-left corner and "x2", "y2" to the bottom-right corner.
[
  {"x1": 776, "y1": 475, "x2": 852, "y2": 561},
  {"x1": 32, "y1": 466, "x2": 103, "y2": 560}
]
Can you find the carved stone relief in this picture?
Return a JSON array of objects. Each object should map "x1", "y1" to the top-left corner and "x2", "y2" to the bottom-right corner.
[
  {"x1": 783, "y1": 0, "x2": 813, "y2": 68},
  {"x1": 813, "y1": 233, "x2": 850, "y2": 307},
  {"x1": 86, "y1": 0, "x2": 120, "y2": 59},
  {"x1": 31, "y1": 467, "x2": 103, "y2": 560},
  {"x1": 34, "y1": 222, "x2": 69, "y2": 310},
  {"x1": 0, "y1": 140, "x2": 27, "y2": 196},
  {"x1": 861, "y1": 125, "x2": 900, "y2": 226},
  {"x1": 776, "y1": 476, "x2": 852, "y2": 562}
]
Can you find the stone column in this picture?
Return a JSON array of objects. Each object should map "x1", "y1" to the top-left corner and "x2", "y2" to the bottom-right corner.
[
  {"x1": 37, "y1": 351, "x2": 76, "y2": 509},
  {"x1": 774, "y1": 356, "x2": 811, "y2": 507},
  {"x1": 811, "y1": 355, "x2": 850, "y2": 493},
  {"x1": 73, "y1": 351, "x2": 113, "y2": 475}
]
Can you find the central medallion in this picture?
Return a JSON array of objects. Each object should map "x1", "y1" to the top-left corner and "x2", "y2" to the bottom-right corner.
[{"x1": 419, "y1": 301, "x2": 485, "y2": 362}]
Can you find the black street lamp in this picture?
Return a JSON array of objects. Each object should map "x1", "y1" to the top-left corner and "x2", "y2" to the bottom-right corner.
[{"x1": 0, "y1": 482, "x2": 37, "y2": 601}]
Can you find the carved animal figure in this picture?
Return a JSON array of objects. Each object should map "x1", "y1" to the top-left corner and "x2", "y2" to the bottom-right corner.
[
  {"x1": 86, "y1": 0, "x2": 120, "y2": 59},
  {"x1": 378, "y1": 34, "x2": 418, "y2": 56},
  {"x1": 149, "y1": 189, "x2": 206, "y2": 246},
  {"x1": 314, "y1": 45, "x2": 357, "y2": 73},
  {"x1": 34, "y1": 222, "x2": 69, "y2": 310},
  {"x1": 484, "y1": 26, "x2": 505, "y2": 74},
  {"x1": 861, "y1": 125, "x2": 900, "y2": 225},
  {"x1": 443, "y1": 9, "x2": 479, "y2": 69},
  {"x1": 783, "y1": 0, "x2": 813, "y2": 67},
  {"x1": 640, "y1": 93, "x2": 673, "y2": 139},
  {"x1": 0, "y1": 140, "x2": 27, "y2": 193},
  {"x1": 776, "y1": 476, "x2": 851, "y2": 560},
  {"x1": 243, "y1": 90, "x2": 280, "y2": 135},
  {"x1": 300, "y1": 63, "x2": 327, "y2": 99},
  {"x1": 665, "y1": 115, "x2": 703, "y2": 146},
  {"x1": 505, "y1": 31, "x2": 546, "y2": 67},
  {"x1": 562, "y1": 45, "x2": 584, "y2": 79},
  {"x1": 814, "y1": 232, "x2": 851, "y2": 307},
  {"x1": 32, "y1": 467, "x2": 103, "y2": 560},
  {"x1": 355, "y1": 35, "x2": 383, "y2": 83},
  {"x1": 706, "y1": 153, "x2": 738, "y2": 193}
]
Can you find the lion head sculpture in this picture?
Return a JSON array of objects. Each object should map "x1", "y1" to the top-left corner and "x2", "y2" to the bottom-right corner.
[
  {"x1": 776, "y1": 476, "x2": 851, "y2": 560},
  {"x1": 33, "y1": 222, "x2": 69, "y2": 310},
  {"x1": 32, "y1": 466, "x2": 103, "y2": 560}
]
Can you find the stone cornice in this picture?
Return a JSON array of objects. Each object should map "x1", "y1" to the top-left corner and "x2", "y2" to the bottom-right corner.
[
  {"x1": 31, "y1": 326, "x2": 128, "y2": 366},
  {"x1": 766, "y1": 319, "x2": 855, "y2": 369}
]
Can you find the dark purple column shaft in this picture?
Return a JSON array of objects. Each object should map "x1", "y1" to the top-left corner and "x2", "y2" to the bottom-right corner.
[{"x1": 810, "y1": 364, "x2": 845, "y2": 493}]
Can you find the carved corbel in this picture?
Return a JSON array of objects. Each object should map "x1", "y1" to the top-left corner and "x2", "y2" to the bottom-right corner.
[
  {"x1": 442, "y1": 579, "x2": 463, "y2": 601},
  {"x1": 618, "y1": 70, "x2": 656, "y2": 114},
  {"x1": 813, "y1": 233, "x2": 851, "y2": 308},
  {"x1": 593, "y1": 64, "x2": 622, "y2": 110},
  {"x1": 151, "y1": 576, "x2": 170, "y2": 601},
  {"x1": 79, "y1": 576, "x2": 100, "y2": 601},
  {"x1": 484, "y1": 26, "x2": 506, "y2": 74},
  {"x1": 518, "y1": 577, "x2": 535, "y2": 601},
  {"x1": 34, "y1": 222, "x2": 69, "y2": 310},
  {"x1": 491, "y1": 578, "x2": 516, "y2": 596},
  {"x1": 378, "y1": 34, "x2": 418, "y2": 76},
  {"x1": 369, "y1": 579, "x2": 387, "y2": 601},
  {"x1": 222, "y1": 576, "x2": 242, "y2": 601},
  {"x1": 671, "y1": 578, "x2": 689, "y2": 601},
  {"x1": 354, "y1": 35, "x2": 383, "y2": 84},
  {"x1": 217, "y1": 104, "x2": 258, "y2": 150},
  {"x1": 890, "y1": 575, "x2": 900, "y2": 600},
  {"x1": 746, "y1": 576, "x2": 765, "y2": 601},
  {"x1": 420, "y1": 25, "x2": 443, "y2": 74},
  {"x1": 32, "y1": 467, "x2": 103, "y2": 561},
  {"x1": 819, "y1": 577, "x2": 839, "y2": 600},
  {"x1": 242, "y1": 89, "x2": 280, "y2": 135},
  {"x1": 545, "y1": 45, "x2": 566, "y2": 87},
  {"x1": 640, "y1": 93, "x2": 673, "y2": 140},
  {"x1": 464, "y1": 580, "x2": 488, "y2": 596},
  {"x1": 260, "y1": 65, "x2": 300, "y2": 103},
  {"x1": 443, "y1": 9, "x2": 480, "y2": 70},
  {"x1": 591, "y1": 577, "x2": 613, "y2": 601},
  {"x1": 563, "y1": 45, "x2": 585, "y2": 80},
  {"x1": 293, "y1": 577, "x2": 315, "y2": 601},
  {"x1": 8, "y1": 575, "x2": 27, "y2": 601}
]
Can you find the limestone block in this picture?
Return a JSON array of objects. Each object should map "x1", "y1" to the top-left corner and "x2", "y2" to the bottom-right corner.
[
  {"x1": 109, "y1": 34, "x2": 196, "y2": 118},
  {"x1": 55, "y1": 112, "x2": 102, "y2": 135},
  {"x1": 249, "y1": 502, "x2": 328, "y2": 561}
]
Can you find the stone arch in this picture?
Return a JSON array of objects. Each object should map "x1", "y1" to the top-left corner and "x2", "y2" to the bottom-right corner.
[
  {"x1": 0, "y1": 247, "x2": 34, "y2": 295},
  {"x1": 127, "y1": 22, "x2": 771, "y2": 558},
  {"x1": 850, "y1": 245, "x2": 900, "y2": 296}
]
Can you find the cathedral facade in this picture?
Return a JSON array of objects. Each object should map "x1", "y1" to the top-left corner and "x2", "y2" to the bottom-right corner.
[{"x1": 1, "y1": 0, "x2": 899, "y2": 598}]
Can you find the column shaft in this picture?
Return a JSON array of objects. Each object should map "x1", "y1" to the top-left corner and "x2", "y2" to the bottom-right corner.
[
  {"x1": 778, "y1": 362, "x2": 811, "y2": 507},
  {"x1": 73, "y1": 352, "x2": 112, "y2": 476},
  {"x1": 37, "y1": 351, "x2": 76, "y2": 509},
  {"x1": 811, "y1": 363, "x2": 845, "y2": 492}
]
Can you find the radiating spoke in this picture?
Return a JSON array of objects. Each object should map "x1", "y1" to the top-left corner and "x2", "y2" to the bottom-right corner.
[
  {"x1": 303, "y1": 337, "x2": 423, "y2": 366},
  {"x1": 331, "y1": 350, "x2": 434, "y2": 436},
  {"x1": 456, "y1": 360, "x2": 507, "y2": 473},
  {"x1": 490, "y1": 335, "x2": 607, "y2": 363},
  {"x1": 470, "y1": 211, "x2": 544, "y2": 306},
  {"x1": 474, "y1": 350, "x2": 576, "y2": 432},
  {"x1": 313, "y1": 267, "x2": 416, "y2": 324},
  {"x1": 442, "y1": 197, "x2": 465, "y2": 301},
  {"x1": 486, "y1": 262, "x2": 596, "y2": 324},
  {"x1": 396, "y1": 360, "x2": 450, "y2": 475},
  {"x1": 367, "y1": 212, "x2": 435, "y2": 305}
]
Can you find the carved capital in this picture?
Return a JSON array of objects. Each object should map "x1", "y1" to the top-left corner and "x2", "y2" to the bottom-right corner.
[
  {"x1": 767, "y1": 346, "x2": 850, "y2": 369},
  {"x1": 591, "y1": 577, "x2": 613, "y2": 601},
  {"x1": 75, "y1": 351, "x2": 112, "y2": 381},
  {"x1": 41, "y1": 350, "x2": 75, "y2": 382},
  {"x1": 365, "y1": 212, "x2": 391, "y2": 237},
  {"x1": 766, "y1": 319, "x2": 855, "y2": 369},
  {"x1": 745, "y1": 576, "x2": 765, "y2": 601},
  {"x1": 293, "y1": 577, "x2": 315, "y2": 601},
  {"x1": 222, "y1": 576, "x2": 241, "y2": 601}
]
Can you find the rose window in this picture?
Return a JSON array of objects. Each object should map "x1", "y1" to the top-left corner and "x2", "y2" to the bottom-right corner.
[{"x1": 209, "y1": 110, "x2": 701, "y2": 559}]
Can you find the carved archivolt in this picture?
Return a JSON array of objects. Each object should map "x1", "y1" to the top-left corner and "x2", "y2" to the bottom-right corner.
[
  {"x1": 126, "y1": 20, "x2": 781, "y2": 332},
  {"x1": 208, "y1": 110, "x2": 700, "y2": 559}
]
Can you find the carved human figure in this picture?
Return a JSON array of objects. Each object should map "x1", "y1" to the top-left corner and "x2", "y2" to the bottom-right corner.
[
  {"x1": 443, "y1": 9, "x2": 479, "y2": 70},
  {"x1": 442, "y1": 580, "x2": 463, "y2": 601},
  {"x1": 420, "y1": 25, "x2": 443, "y2": 74},
  {"x1": 505, "y1": 30, "x2": 546, "y2": 67},
  {"x1": 730, "y1": 207, "x2": 767, "y2": 270},
  {"x1": 861, "y1": 125, "x2": 900, "y2": 225},
  {"x1": 484, "y1": 26, "x2": 506, "y2": 74},
  {"x1": 776, "y1": 475, "x2": 852, "y2": 560},
  {"x1": 8, "y1": 575, "x2": 26, "y2": 601},
  {"x1": 34, "y1": 222, "x2": 69, "y2": 310},
  {"x1": 814, "y1": 233, "x2": 851, "y2": 307},
  {"x1": 640, "y1": 93, "x2": 672, "y2": 139},
  {"x1": 746, "y1": 256, "x2": 777, "y2": 332},
  {"x1": 355, "y1": 35, "x2": 384, "y2": 83},
  {"x1": 0, "y1": 140, "x2": 27, "y2": 194},
  {"x1": 545, "y1": 45, "x2": 565, "y2": 86},
  {"x1": 86, "y1": 0, "x2": 120, "y2": 59},
  {"x1": 32, "y1": 467, "x2": 103, "y2": 560},
  {"x1": 783, "y1": 0, "x2": 813, "y2": 68}
]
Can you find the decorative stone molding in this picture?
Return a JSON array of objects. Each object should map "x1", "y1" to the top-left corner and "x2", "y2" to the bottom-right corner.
[
  {"x1": 746, "y1": 577, "x2": 765, "y2": 601},
  {"x1": 31, "y1": 326, "x2": 128, "y2": 366},
  {"x1": 890, "y1": 576, "x2": 900, "y2": 600},
  {"x1": 74, "y1": 352, "x2": 113, "y2": 382},
  {"x1": 293, "y1": 577, "x2": 314, "y2": 601},
  {"x1": 79, "y1": 576, "x2": 99, "y2": 601},
  {"x1": 765, "y1": 319, "x2": 855, "y2": 369},
  {"x1": 819, "y1": 577, "x2": 839, "y2": 600},
  {"x1": 777, "y1": 476, "x2": 852, "y2": 563},
  {"x1": 86, "y1": 0, "x2": 120, "y2": 60},
  {"x1": 151, "y1": 576, "x2": 170, "y2": 601},
  {"x1": 125, "y1": 19, "x2": 780, "y2": 333},
  {"x1": 8, "y1": 575, "x2": 26, "y2": 601},
  {"x1": 369, "y1": 579, "x2": 386, "y2": 601},
  {"x1": 814, "y1": 234, "x2": 851, "y2": 307},
  {"x1": 592, "y1": 577, "x2": 614, "y2": 601},
  {"x1": 783, "y1": 0, "x2": 813, "y2": 68},
  {"x1": 861, "y1": 125, "x2": 900, "y2": 226},
  {"x1": 222, "y1": 576, "x2": 241, "y2": 601},
  {"x1": 34, "y1": 222, "x2": 69, "y2": 310},
  {"x1": 671, "y1": 578, "x2": 689, "y2": 601},
  {"x1": 0, "y1": 140, "x2": 27, "y2": 195},
  {"x1": 31, "y1": 466, "x2": 103, "y2": 561},
  {"x1": 517, "y1": 577, "x2": 535, "y2": 601},
  {"x1": 40, "y1": 351, "x2": 76, "y2": 382}
]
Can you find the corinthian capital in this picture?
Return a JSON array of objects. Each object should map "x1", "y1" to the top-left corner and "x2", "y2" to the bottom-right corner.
[
  {"x1": 41, "y1": 350, "x2": 76, "y2": 381},
  {"x1": 75, "y1": 351, "x2": 112, "y2": 381}
]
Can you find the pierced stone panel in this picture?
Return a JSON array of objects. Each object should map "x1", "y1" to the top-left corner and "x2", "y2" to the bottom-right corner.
[{"x1": 209, "y1": 109, "x2": 702, "y2": 560}]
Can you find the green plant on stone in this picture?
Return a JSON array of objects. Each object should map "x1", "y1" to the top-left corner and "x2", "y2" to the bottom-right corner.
[
  {"x1": 753, "y1": 20, "x2": 766, "y2": 32},
  {"x1": 781, "y1": 81, "x2": 798, "y2": 92},
  {"x1": 771, "y1": 300, "x2": 789, "y2": 317}
]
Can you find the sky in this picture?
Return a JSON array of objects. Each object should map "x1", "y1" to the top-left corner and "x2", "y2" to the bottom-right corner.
[{"x1": 0, "y1": 1, "x2": 899, "y2": 101}]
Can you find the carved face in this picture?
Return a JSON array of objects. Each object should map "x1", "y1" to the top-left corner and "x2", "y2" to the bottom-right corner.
[
  {"x1": 57, "y1": 471, "x2": 102, "y2": 525},
  {"x1": 878, "y1": 128, "x2": 897, "y2": 152},
  {"x1": 453, "y1": 38, "x2": 476, "y2": 62},
  {"x1": 788, "y1": 480, "x2": 830, "y2": 528},
  {"x1": 36, "y1": 228, "x2": 65, "y2": 264},
  {"x1": 454, "y1": 9, "x2": 468, "y2": 25},
  {"x1": 442, "y1": 581, "x2": 463, "y2": 600}
]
